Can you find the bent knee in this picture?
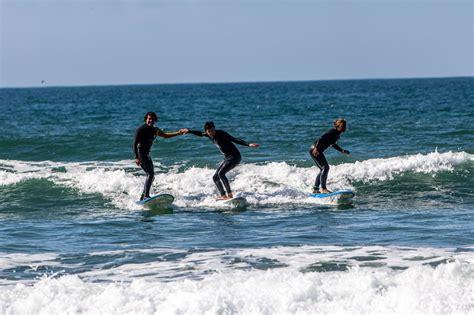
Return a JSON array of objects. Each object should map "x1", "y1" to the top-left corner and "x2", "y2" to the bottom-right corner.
[{"x1": 217, "y1": 170, "x2": 228, "y2": 179}]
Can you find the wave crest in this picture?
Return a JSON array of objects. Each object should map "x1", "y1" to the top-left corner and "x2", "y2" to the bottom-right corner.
[{"x1": 1, "y1": 151, "x2": 472, "y2": 209}]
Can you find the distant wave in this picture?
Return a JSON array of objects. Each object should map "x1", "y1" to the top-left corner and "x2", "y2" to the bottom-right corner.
[
  {"x1": 0, "y1": 245, "x2": 473, "y2": 314},
  {"x1": 1, "y1": 151, "x2": 472, "y2": 209}
]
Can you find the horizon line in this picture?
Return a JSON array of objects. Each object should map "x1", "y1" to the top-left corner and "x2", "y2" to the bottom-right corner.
[{"x1": 1, "y1": 75, "x2": 472, "y2": 90}]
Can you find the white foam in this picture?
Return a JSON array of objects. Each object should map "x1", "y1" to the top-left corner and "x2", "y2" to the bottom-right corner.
[
  {"x1": 336, "y1": 150, "x2": 474, "y2": 183},
  {"x1": 1, "y1": 150, "x2": 472, "y2": 209},
  {"x1": 0, "y1": 253, "x2": 59, "y2": 271},
  {"x1": 0, "y1": 246, "x2": 473, "y2": 314},
  {"x1": 3, "y1": 245, "x2": 473, "y2": 284},
  {"x1": 74, "y1": 246, "x2": 474, "y2": 283}
]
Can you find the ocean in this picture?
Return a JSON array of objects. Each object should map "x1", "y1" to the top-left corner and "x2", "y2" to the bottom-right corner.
[{"x1": 0, "y1": 77, "x2": 473, "y2": 314}]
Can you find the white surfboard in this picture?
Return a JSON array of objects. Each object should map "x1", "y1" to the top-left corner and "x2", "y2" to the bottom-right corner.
[
  {"x1": 216, "y1": 197, "x2": 248, "y2": 209},
  {"x1": 310, "y1": 190, "x2": 355, "y2": 205},
  {"x1": 136, "y1": 193, "x2": 174, "y2": 210}
]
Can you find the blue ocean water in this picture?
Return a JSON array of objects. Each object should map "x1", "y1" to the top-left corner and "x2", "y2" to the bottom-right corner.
[{"x1": 0, "y1": 78, "x2": 473, "y2": 314}]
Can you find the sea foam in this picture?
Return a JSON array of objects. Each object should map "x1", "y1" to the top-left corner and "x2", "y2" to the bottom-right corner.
[
  {"x1": 0, "y1": 245, "x2": 472, "y2": 315},
  {"x1": 1, "y1": 151, "x2": 472, "y2": 209}
]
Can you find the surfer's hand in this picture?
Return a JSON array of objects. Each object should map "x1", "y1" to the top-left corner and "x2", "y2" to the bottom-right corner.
[
  {"x1": 249, "y1": 143, "x2": 260, "y2": 148},
  {"x1": 179, "y1": 128, "x2": 189, "y2": 135},
  {"x1": 312, "y1": 148, "x2": 319, "y2": 156},
  {"x1": 135, "y1": 158, "x2": 141, "y2": 166}
]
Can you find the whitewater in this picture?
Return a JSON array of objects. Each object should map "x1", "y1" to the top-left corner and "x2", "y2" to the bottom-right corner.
[
  {"x1": 1, "y1": 151, "x2": 472, "y2": 209},
  {"x1": 0, "y1": 246, "x2": 473, "y2": 314}
]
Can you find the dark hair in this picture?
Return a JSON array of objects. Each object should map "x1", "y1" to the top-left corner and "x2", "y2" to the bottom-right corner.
[
  {"x1": 144, "y1": 112, "x2": 158, "y2": 122},
  {"x1": 204, "y1": 121, "x2": 215, "y2": 131}
]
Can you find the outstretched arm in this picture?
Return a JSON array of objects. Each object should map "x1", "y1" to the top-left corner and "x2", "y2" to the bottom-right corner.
[
  {"x1": 227, "y1": 133, "x2": 259, "y2": 148},
  {"x1": 183, "y1": 129, "x2": 209, "y2": 137},
  {"x1": 156, "y1": 128, "x2": 185, "y2": 139}
]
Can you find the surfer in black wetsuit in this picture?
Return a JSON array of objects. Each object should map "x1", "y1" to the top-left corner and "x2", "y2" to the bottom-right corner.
[
  {"x1": 134, "y1": 112, "x2": 186, "y2": 200},
  {"x1": 310, "y1": 119, "x2": 350, "y2": 194},
  {"x1": 182, "y1": 122, "x2": 260, "y2": 200}
]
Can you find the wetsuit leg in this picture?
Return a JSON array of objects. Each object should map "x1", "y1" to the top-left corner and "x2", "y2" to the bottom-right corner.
[
  {"x1": 310, "y1": 150, "x2": 330, "y2": 190},
  {"x1": 213, "y1": 163, "x2": 226, "y2": 196},
  {"x1": 139, "y1": 151, "x2": 155, "y2": 199},
  {"x1": 213, "y1": 155, "x2": 241, "y2": 195}
]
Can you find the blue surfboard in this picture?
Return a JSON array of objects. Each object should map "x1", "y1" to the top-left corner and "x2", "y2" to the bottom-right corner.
[
  {"x1": 136, "y1": 193, "x2": 174, "y2": 210},
  {"x1": 310, "y1": 190, "x2": 355, "y2": 205}
]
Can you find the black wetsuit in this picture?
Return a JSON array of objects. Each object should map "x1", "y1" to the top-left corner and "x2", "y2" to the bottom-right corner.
[
  {"x1": 189, "y1": 129, "x2": 249, "y2": 196},
  {"x1": 309, "y1": 128, "x2": 344, "y2": 190},
  {"x1": 134, "y1": 124, "x2": 159, "y2": 199}
]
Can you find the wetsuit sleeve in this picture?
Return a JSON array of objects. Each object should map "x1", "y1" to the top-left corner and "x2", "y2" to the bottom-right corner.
[
  {"x1": 226, "y1": 132, "x2": 250, "y2": 146},
  {"x1": 133, "y1": 129, "x2": 140, "y2": 159},
  {"x1": 332, "y1": 143, "x2": 344, "y2": 152},
  {"x1": 188, "y1": 130, "x2": 208, "y2": 137}
]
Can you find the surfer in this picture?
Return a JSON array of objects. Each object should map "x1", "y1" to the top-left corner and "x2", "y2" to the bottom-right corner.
[
  {"x1": 310, "y1": 119, "x2": 350, "y2": 194},
  {"x1": 182, "y1": 122, "x2": 259, "y2": 200},
  {"x1": 134, "y1": 112, "x2": 186, "y2": 201}
]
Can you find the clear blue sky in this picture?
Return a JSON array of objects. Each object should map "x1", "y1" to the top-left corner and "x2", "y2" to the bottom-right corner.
[{"x1": 1, "y1": 0, "x2": 472, "y2": 87}]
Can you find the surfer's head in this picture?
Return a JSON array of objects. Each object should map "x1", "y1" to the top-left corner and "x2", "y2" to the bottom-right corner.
[
  {"x1": 144, "y1": 112, "x2": 158, "y2": 126},
  {"x1": 204, "y1": 121, "x2": 216, "y2": 137},
  {"x1": 333, "y1": 119, "x2": 346, "y2": 132}
]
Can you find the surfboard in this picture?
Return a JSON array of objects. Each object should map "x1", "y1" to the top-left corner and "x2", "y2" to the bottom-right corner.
[
  {"x1": 310, "y1": 190, "x2": 355, "y2": 205},
  {"x1": 216, "y1": 197, "x2": 248, "y2": 209},
  {"x1": 136, "y1": 193, "x2": 174, "y2": 210}
]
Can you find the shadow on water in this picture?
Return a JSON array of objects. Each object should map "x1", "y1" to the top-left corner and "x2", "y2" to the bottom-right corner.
[
  {"x1": 335, "y1": 204, "x2": 356, "y2": 211},
  {"x1": 220, "y1": 206, "x2": 248, "y2": 215},
  {"x1": 141, "y1": 207, "x2": 174, "y2": 221},
  {"x1": 170, "y1": 203, "x2": 248, "y2": 215},
  {"x1": 138, "y1": 203, "x2": 246, "y2": 221}
]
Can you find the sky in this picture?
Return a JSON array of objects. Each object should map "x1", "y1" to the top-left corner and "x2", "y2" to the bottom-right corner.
[{"x1": 0, "y1": 0, "x2": 472, "y2": 87}]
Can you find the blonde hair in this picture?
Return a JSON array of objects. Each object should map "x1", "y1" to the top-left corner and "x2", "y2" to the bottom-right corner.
[{"x1": 333, "y1": 119, "x2": 346, "y2": 128}]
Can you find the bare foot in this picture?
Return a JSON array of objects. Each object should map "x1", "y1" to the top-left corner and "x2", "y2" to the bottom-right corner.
[
  {"x1": 320, "y1": 189, "x2": 332, "y2": 194},
  {"x1": 312, "y1": 188, "x2": 321, "y2": 194},
  {"x1": 226, "y1": 193, "x2": 234, "y2": 199}
]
